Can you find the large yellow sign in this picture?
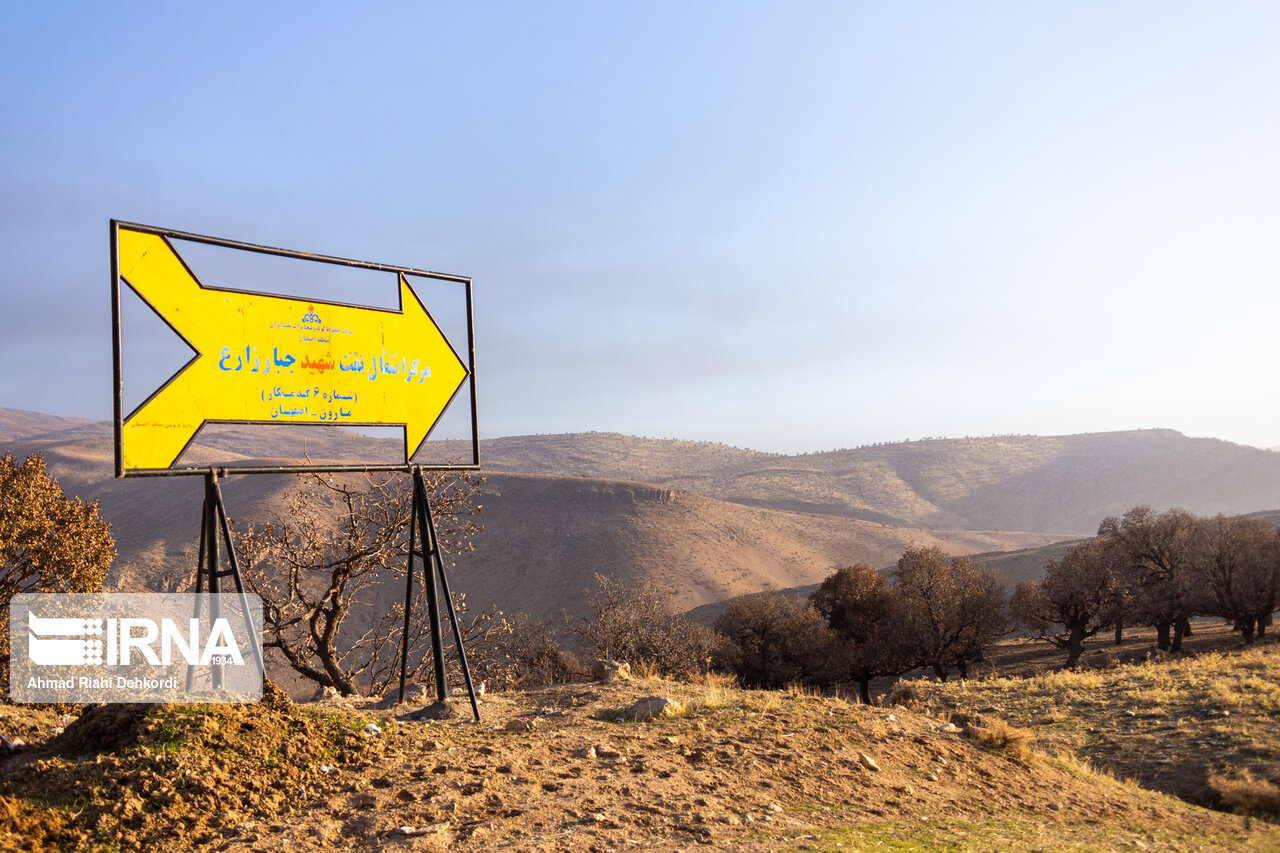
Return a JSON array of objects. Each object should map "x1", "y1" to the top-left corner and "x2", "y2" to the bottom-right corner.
[{"x1": 114, "y1": 224, "x2": 471, "y2": 473}]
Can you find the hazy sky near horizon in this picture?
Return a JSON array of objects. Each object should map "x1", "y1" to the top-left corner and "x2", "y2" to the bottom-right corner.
[{"x1": 4, "y1": 2, "x2": 1280, "y2": 455}]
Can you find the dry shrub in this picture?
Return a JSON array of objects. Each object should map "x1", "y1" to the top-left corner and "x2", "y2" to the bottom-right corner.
[
  {"x1": 575, "y1": 574, "x2": 718, "y2": 679},
  {"x1": 1209, "y1": 771, "x2": 1280, "y2": 828},
  {"x1": 885, "y1": 681, "x2": 924, "y2": 709},
  {"x1": 964, "y1": 717, "x2": 1036, "y2": 760},
  {"x1": 629, "y1": 659, "x2": 663, "y2": 680}
]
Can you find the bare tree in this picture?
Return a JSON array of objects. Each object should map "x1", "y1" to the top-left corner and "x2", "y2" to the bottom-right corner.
[
  {"x1": 1099, "y1": 506, "x2": 1201, "y2": 652},
  {"x1": 235, "y1": 469, "x2": 483, "y2": 696},
  {"x1": 1011, "y1": 536, "x2": 1124, "y2": 667},
  {"x1": 895, "y1": 546, "x2": 1008, "y2": 680},
  {"x1": 1193, "y1": 514, "x2": 1280, "y2": 644},
  {"x1": 810, "y1": 563, "x2": 913, "y2": 703}
]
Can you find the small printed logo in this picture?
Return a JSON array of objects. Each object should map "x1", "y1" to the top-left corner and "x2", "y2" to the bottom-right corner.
[
  {"x1": 301, "y1": 310, "x2": 322, "y2": 324},
  {"x1": 27, "y1": 614, "x2": 104, "y2": 666}
]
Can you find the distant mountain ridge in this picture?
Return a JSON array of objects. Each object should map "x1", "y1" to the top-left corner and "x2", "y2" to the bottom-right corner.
[
  {"x1": 476, "y1": 428, "x2": 1280, "y2": 535},
  {"x1": 4, "y1": 408, "x2": 1280, "y2": 621}
]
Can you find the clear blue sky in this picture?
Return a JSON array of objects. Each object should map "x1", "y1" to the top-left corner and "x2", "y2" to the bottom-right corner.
[{"x1": 4, "y1": 2, "x2": 1280, "y2": 454}]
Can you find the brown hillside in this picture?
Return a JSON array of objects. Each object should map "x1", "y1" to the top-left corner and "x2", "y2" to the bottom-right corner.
[
  {"x1": 452, "y1": 472, "x2": 1065, "y2": 621},
  {"x1": 480, "y1": 429, "x2": 1280, "y2": 535},
  {"x1": 6, "y1": 409, "x2": 1280, "y2": 622},
  {"x1": 9, "y1": 411, "x2": 1280, "y2": 536},
  {"x1": 0, "y1": 423, "x2": 1065, "y2": 624}
]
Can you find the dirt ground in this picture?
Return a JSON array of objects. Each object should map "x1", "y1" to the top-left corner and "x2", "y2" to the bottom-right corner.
[{"x1": 0, "y1": 659, "x2": 1275, "y2": 852}]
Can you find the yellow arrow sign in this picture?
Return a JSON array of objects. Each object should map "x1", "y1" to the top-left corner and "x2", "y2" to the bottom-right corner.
[{"x1": 116, "y1": 227, "x2": 469, "y2": 471}]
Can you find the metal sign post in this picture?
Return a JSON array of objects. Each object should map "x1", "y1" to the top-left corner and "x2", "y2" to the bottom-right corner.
[
  {"x1": 113, "y1": 221, "x2": 480, "y2": 715},
  {"x1": 397, "y1": 467, "x2": 481, "y2": 719}
]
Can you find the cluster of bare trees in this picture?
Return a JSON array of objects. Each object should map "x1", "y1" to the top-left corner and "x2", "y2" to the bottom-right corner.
[
  {"x1": 714, "y1": 546, "x2": 1007, "y2": 702},
  {"x1": 1013, "y1": 506, "x2": 1280, "y2": 666}
]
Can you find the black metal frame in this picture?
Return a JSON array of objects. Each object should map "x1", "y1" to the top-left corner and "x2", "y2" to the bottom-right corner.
[
  {"x1": 111, "y1": 220, "x2": 482, "y2": 714},
  {"x1": 189, "y1": 468, "x2": 267, "y2": 692},
  {"x1": 110, "y1": 219, "x2": 480, "y2": 478},
  {"x1": 398, "y1": 466, "x2": 481, "y2": 720}
]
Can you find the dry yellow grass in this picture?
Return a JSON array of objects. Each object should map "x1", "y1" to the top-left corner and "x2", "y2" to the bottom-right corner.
[{"x1": 902, "y1": 633, "x2": 1280, "y2": 814}]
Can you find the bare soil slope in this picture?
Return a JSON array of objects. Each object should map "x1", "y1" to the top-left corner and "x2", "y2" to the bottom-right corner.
[
  {"x1": 0, "y1": 424, "x2": 1065, "y2": 623},
  {"x1": 454, "y1": 472, "x2": 1065, "y2": 620},
  {"x1": 0, "y1": 669, "x2": 1272, "y2": 852},
  {"x1": 476, "y1": 429, "x2": 1280, "y2": 534}
]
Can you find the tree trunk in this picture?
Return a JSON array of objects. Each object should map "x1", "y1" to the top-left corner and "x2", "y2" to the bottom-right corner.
[
  {"x1": 1242, "y1": 616, "x2": 1256, "y2": 645},
  {"x1": 1170, "y1": 619, "x2": 1186, "y2": 654},
  {"x1": 858, "y1": 677, "x2": 872, "y2": 705},
  {"x1": 1065, "y1": 625, "x2": 1086, "y2": 669},
  {"x1": 932, "y1": 664, "x2": 949, "y2": 682},
  {"x1": 1113, "y1": 618, "x2": 1124, "y2": 645},
  {"x1": 1155, "y1": 621, "x2": 1172, "y2": 651}
]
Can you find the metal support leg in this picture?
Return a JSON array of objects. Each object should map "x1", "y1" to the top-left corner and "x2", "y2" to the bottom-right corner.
[{"x1": 397, "y1": 467, "x2": 480, "y2": 721}]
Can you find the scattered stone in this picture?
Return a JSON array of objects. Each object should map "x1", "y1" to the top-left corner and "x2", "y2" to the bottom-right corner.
[
  {"x1": 573, "y1": 745, "x2": 598, "y2": 759},
  {"x1": 595, "y1": 745, "x2": 623, "y2": 759},
  {"x1": 627, "y1": 697, "x2": 683, "y2": 721},
  {"x1": 936, "y1": 723, "x2": 959, "y2": 733},
  {"x1": 926, "y1": 772, "x2": 940, "y2": 782},
  {"x1": 592, "y1": 660, "x2": 633, "y2": 683},
  {"x1": 412, "y1": 701, "x2": 459, "y2": 722},
  {"x1": 857, "y1": 751, "x2": 881, "y2": 772},
  {"x1": 311, "y1": 685, "x2": 341, "y2": 702},
  {"x1": 506, "y1": 717, "x2": 539, "y2": 732}
]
